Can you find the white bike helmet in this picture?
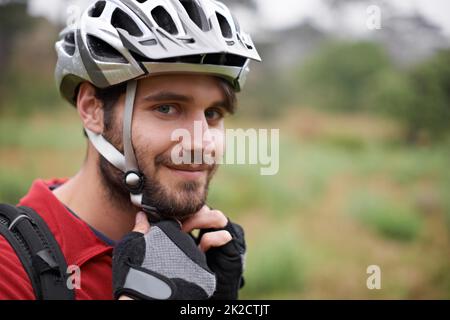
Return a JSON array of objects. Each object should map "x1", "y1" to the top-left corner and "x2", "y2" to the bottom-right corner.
[{"x1": 54, "y1": 0, "x2": 261, "y2": 217}]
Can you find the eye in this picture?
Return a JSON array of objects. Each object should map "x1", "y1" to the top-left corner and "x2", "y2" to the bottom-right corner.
[
  {"x1": 154, "y1": 104, "x2": 178, "y2": 115},
  {"x1": 205, "y1": 108, "x2": 224, "y2": 122}
]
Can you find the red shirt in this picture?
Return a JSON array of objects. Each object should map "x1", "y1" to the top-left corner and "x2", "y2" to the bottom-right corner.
[{"x1": 0, "y1": 178, "x2": 114, "y2": 300}]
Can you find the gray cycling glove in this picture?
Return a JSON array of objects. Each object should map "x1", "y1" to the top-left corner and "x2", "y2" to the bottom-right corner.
[{"x1": 112, "y1": 219, "x2": 216, "y2": 300}]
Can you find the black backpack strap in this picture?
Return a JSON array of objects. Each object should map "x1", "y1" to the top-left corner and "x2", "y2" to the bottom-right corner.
[{"x1": 0, "y1": 204, "x2": 75, "y2": 300}]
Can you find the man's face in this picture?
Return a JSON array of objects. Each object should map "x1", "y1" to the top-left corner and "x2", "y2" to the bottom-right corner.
[{"x1": 100, "y1": 74, "x2": 230, "y2": 221}]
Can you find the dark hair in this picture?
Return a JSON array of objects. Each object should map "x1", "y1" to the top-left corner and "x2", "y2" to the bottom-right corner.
[
  {"x1": 82, "y1": 77, "x2": 237, "y2": 137},
  {"x1": 94, "y1": 82, "x2": 128, "y2": 133},
  {"x1": 217, "y1": 78, "x2": 237, "y2": 115}
]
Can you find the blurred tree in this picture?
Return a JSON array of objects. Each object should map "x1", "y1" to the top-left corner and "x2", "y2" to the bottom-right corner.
[
  {"x1": 365, "y1": 69, "x2": 416, "y2": 126},
  {"x1": 0, "y1": 1, "x2": 34, "y2": 106},
  {"x1": 296, "y1": 41, "x2": 391, "y2": 112},
  {"x1": 239, "y1": 69, "x2": 293, "y2": 119},
  {"x1": 362, "y1": 50, "x2": 450, "y2": 142},
  {"x1": 405, "y1": 50, "x2": 450, "y2": 141},
  {"x1": 0, "y1": 1, "x2": 33, "y2": 71}
]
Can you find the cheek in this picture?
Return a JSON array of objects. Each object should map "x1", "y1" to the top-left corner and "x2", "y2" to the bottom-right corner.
[{"x1": 133, "y1": 118, "x2": 178, "y2": 158}]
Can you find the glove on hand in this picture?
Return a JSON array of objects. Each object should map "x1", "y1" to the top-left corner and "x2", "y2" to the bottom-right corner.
[
  {"x1": 112, "y1": 219, "x2": 216, "y2": 300},
  {"x1": 196, "y1": 220, "x2": 246, "y2": 300}
]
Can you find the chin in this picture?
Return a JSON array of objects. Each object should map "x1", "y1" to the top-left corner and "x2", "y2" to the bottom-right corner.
[
  {"x1": 177, "y1": 186, "x2": 206, "y2": 205},
  {"x1": 144, "y1": 170, "x2": 211, "y2": 219}
]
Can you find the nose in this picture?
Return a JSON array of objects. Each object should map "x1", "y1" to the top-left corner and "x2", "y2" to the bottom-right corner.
[{"x1": 182, "y1": 114, "x2": 215, "y2": 163}]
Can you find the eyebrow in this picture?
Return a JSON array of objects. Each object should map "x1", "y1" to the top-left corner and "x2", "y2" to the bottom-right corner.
[
  {"x1": 142, "y1": 91, "x2": 232, "y2": 113},
  {"x1": 143, "y1": 91, "x2": 194, "y2": 103}
]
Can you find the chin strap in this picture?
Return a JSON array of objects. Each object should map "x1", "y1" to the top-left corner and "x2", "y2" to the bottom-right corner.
[{"x1": 85, "y1": 80, "x2": 160, "y2": 220}]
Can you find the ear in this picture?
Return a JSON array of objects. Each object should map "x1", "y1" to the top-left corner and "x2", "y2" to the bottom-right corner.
[{"x1": 77, "y1": 82, "x2": 104, "y2": 134}]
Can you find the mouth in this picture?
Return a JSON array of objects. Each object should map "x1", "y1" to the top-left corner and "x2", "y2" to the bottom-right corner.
[{"x1": 163, "y1": 164, "x2": 209, "y2": 180}]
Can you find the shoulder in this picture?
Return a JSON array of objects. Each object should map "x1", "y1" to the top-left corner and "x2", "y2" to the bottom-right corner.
[{"x1": 0, "y1": 235, "x2": 36, "y2": 300}]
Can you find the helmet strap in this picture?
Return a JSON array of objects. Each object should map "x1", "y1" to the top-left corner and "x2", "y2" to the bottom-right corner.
[{"x1": 85, "y1": 80, "x2": 160, "y2": 219}]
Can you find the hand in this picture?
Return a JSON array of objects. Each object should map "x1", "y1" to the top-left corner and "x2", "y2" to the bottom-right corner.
[
  {"x1": 182, "y1": 206, "x2": 247, "y2": 300},
  {"x1": 113, "y1": 212, "x2": 216, "y2": 300}
]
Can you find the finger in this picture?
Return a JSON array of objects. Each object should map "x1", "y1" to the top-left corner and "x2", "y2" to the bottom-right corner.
[
  {"x1": 132, "y1": 211, "x2": 150, "y2": 234},
  {"x1": 198, "y1": 230, "x2": 232, "y2": 252},
  {"x1": 182, "y1": 206, "x2": 228, "y2": 233}
]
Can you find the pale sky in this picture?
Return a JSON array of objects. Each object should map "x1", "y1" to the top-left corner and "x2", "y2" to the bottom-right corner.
[{"x1": 255, "y1": 0, "x2": 450, "y2": 36}]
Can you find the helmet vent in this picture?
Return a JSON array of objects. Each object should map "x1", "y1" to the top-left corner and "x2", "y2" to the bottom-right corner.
[
  {"x1": 216, "y1": 12, "x2": 232, "y2": 38},
  {"x1": 152, "y1": 6, "x2": 178, "y2": 35},
  {"x1": 131, "y1": 52, "x2": 246, "y2": 67},
  {"x1": 139, "y1": 39, "x2": 157, "y2": 46},
  {"x1": 135, "y1": 0, "x2": 147, "y2": 3},
  {"x1": 87, "y1": 35, "x2": 128, "y2": 63},
  {"x1": 88, "y1": 1, "x2": 106, "y2": 18},
  {"x1": 111, "y1": 8, "x2": 143, "y2": 37},
  {"x1": 181, "y1": 38, "x2": 195, "y2": 44},
  {"x1": 63, "y1": 32, "x2": 76, "y2": 56},
  {"x1": 203, "y1": 53, "x2": 246, "y2": 67},
  {"x1": 179, "y1": 0, "x2": 210, "y2": 31}
]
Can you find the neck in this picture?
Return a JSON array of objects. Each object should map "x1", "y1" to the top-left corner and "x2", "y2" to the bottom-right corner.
[{"x1": 52, "y1": 145, "x2": 138, "y2": 241}]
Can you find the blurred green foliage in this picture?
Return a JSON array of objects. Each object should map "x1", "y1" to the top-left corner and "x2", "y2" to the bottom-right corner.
[
  {"x1": 368, "y1": 50, "x2": 450, "y2": 141},
  {"x1": 297, "y1": 42, "x2": 391, "y2": 112},
  {"x1": 2, "y1": 71, "x2": 62, "y2": 116},
  {"x1": 241, "y1": 229, "x2": 306, "y2": 298},
  {"x1": 0, "y1": 2, "x2": 34, "y2": 101},
  {"x1": 295, "y1": 42, "x2": 450, "y2": 142},
  {"x1": 240, "y1": 71, "x2": 293, "y2": 119},
  {"x1": 0, "y1": 2, "x2": 31, "y2": 31},
  {"x1": 347, "y1": 191, "x2": 423, "y2": 242}
]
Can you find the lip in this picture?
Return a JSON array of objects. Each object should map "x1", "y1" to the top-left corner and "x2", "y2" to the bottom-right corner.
[{"x1": 164, "y1": 165, "x2": 207, "y2": 180}]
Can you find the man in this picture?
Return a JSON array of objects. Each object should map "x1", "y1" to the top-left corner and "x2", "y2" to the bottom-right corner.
[{"x1": 0, "y1": 0, "x2": 260, "y2": 300}]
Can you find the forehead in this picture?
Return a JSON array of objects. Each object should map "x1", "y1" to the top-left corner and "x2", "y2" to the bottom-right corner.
[{"x1": 136, "y1": 74, "x2": 226, "y2": 101}]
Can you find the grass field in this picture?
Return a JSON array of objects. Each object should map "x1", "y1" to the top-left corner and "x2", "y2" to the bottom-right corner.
[{"x1": 1, "y1": 108, "x2": 449, "y2": 299}]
